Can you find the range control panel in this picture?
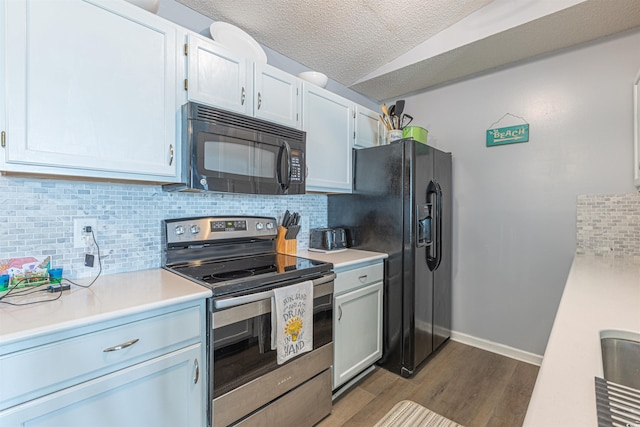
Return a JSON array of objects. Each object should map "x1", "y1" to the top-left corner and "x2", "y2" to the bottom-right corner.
[{"x1": 164, "y1": 216, "x2": 277, "y2": 245}]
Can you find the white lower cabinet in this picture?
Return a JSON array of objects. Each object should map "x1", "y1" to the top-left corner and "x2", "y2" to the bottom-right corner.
[
  {"x1": 333, "y1": 262, "x2": 383, "y2": 390},
  {"x1": 0, "y1": 344, "x2": 202, "y2": 427},
  {"x1": 0, "y1": 301, "x2": 206, "y2": 427}
]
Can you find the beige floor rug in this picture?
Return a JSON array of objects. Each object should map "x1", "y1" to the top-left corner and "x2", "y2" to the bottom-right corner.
[{"x1": 374, "y1": 400, "x2": 464, "y2": 427}]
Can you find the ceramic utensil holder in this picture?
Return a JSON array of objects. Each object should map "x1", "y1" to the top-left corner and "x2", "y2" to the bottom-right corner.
[{"x1": 276, "y1": 226, "x2": 297, "y2": 255}]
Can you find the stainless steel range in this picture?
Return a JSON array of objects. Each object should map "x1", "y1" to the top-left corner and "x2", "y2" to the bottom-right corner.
[{"x1": 162, "y1": 216, "x2": 334, "y2": 427}]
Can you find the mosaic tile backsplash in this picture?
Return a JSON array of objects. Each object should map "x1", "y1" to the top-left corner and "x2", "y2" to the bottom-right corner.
[
  {"x1": 576, "y1": 192, "x2": 640, "y2": 257},
  {"x1": 0, "y1": 176, "x2": 328, "y2": 279}
]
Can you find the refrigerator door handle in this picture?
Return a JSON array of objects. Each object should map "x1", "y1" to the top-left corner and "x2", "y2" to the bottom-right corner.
[
  {"x1": 434, "y1": 181, "x2": 443, "y2": 270},
  {"x1": 425, "y1": 180, "x2": 442, "y2": 271}
]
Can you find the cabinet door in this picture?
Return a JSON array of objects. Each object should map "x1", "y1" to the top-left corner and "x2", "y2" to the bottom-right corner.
[
  {"x1": 254, "y1": 63, "x2": 300, "y2": 129},
  {"x1": 354, "y1": 106, "x2": 382, "y2": 149},
  {"x1": 333, "y1": 281, "x2": 383, "y2": 389},
  {"x1": 0, "y1": 344, "x2": 204, "y2": 427},
  {"x1": 302, "y1": 84, "x2": 353, "y2": 193},
  {"x1": 187, "y1": 34, "x2": 252, "y2": 116},
  {"x1": 2, "y1": 0, "x2": 179, "y2": 182}
]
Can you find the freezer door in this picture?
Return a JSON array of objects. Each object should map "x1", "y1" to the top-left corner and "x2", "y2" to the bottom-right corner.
[
  {"x1": 404, "y1": 141, "x2": 435, "y2": 373},
  {"x1": 433, "y1": 149, "x2": 452, "y2": 351}
]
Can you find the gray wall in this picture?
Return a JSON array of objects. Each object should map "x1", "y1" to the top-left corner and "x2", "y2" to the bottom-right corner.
[{"x1": 403, "y1": 30, "x2": 640, "y2": 355}]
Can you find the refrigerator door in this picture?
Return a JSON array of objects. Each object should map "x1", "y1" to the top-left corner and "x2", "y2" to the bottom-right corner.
[
  {"x1": 404, "y1": 141, "x2": 435, "y2": 373},
  {"x1": 433, "y1": 149, "x2": 452, "y2": 351},
  {"x1": 328, "y1": 143, "x2": 406, "y2": 373}
]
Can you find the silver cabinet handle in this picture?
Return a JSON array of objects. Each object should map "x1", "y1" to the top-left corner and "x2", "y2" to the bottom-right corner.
[
  {"x1": 338, "y1": 305, "x2": 343, "y2": 321},
  {"x1": 193, "y1": 359, "x2": 199, "y2": 384},
  {"x1": 169, "y1": 144, "x2": 174, "y2": 166},
  {"x1": 257, "y1": 92, "x2": 262, "y2": 110},
  {"x1": 358, "y1": 275, "x2": 368, "y2": 283},
  {"x1": 103, "y1": 338, "x2": 139, "y2": 353},
  {"x1": 241, "y1": 87, "x2": 246, "y2": 105}
]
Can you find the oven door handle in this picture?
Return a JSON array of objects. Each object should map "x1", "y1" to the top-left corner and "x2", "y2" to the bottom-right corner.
[
  {"x1": 214, "y1": 273, "x2": 335, "y2": 310},
  {"x1": 215, "y1": 289, "x2": 274, "y2": 309}
]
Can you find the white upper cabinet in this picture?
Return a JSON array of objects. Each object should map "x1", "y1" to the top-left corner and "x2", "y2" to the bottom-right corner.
[
  {"x1": 185, "y1": 34, "x2": 300, "y2": 129},
  {"x1": 302, "y1": 83, "x2": 354, "y2": 193},
  {"x1": 1, "y1": 0, "x2": 180, "y2": 182},
  {"x1": 186, "y1": 34, "x2": 252, "y2": 116},
  {"x1": 354, "y1": 105, "x2": 383, "y2": 149},
  {"x1": 253, "y1": 63, "x2": 301, "y2": 129}
]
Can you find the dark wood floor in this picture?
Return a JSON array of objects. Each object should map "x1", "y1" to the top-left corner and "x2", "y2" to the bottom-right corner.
[{"x1": 317, "y1": 340, "x2": 539, "y2": 427}]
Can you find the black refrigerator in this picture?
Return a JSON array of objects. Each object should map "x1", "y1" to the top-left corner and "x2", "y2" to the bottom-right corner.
[{"x1": 328, "y1": 139, "x2": 452, "y2": 377}]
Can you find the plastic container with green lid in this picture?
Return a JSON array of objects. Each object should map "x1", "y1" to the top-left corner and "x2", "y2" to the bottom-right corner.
[{"x1": 402, "y1": 126, "x2": 428, "y2": 144}]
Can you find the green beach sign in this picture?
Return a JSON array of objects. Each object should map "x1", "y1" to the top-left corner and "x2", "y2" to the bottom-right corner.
[{"x1": 486, "y1": 124, "x2": 529, "y2": 147}]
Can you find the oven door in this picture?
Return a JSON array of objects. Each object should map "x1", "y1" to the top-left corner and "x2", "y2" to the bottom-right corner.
[
  {"x1": 209, "y1": 274, "x2": 334, "y2": 427},
  {"x1": 191, "y1": 119, "x2": 305, "y2": 195}
]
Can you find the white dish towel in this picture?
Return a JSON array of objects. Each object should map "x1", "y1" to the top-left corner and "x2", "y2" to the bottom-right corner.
[{"x1": 271, "y1": 280, "x2": 314, "y2": 365}]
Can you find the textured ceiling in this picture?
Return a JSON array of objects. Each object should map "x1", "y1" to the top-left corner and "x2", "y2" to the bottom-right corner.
[
  {"x1": 176, "y1": 0, "x2": 493, "y2": 85},
  {"x1": 175, "y1": 0, "x2": 640, "y2": 102},
  {"x1": 351, "y1": 0, "x2": 640, "y2": 100}
]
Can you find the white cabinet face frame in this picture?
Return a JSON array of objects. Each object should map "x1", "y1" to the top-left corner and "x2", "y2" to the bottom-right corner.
[
  {"x1": 634, "y1": 68, "x2": 640, "y2": 187},
  {"x1": 2, "y1": 0, "x2": 180, "y2": 181}
]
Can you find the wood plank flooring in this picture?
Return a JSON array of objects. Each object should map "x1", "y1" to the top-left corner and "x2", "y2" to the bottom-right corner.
[{"x1": 317, "y1": 340, "x2": 539, "y2": 427}]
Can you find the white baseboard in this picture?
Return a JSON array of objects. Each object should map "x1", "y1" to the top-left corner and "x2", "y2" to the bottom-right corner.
[{"x1": 450, "y1": 331, "x2": 543, "y2": 366}]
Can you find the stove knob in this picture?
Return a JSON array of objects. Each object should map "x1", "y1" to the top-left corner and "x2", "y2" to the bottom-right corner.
[
  {"x1": 266, "y1": 222, "x2": 274, "y2": 230},
  {"x1": 190, "y1": 225, "x2": 200, "y2": 234},
  {"x1": 256, "y1": 222, "x2": 264, "y2": 231},
  {"x1": 175, "y1": 225, "x2": 185, "y2": 235}
]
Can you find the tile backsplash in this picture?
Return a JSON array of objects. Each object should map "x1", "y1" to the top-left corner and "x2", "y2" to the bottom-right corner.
[
  {"x1": 0, "y1": 176, "x2": 327, "y2": 279},
  {"x1": 576, "y1": 192, "x2": 640, "y2": 257}
]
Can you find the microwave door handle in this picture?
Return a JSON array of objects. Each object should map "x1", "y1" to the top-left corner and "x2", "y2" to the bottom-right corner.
[{"x1": 277, "y1": 141, "x2": 292, "y2": 192}]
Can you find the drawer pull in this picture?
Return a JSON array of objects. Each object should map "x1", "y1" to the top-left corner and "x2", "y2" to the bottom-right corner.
[
  {"x1": 338, "y1": 305, "x2": 343, "y2": 321},
  {"x1": 358, "y1": 275, "x2": 368, "y2": 283},
  {"x1": 194, "y1": 359, "x2": 200, "y2": 384},
  {"x1": 103, "y1": 338, "x2": 139, "y2": 353}
]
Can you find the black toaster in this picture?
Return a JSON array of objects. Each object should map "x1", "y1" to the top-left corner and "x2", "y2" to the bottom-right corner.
[{"x1": 309, "y1": 228, "x2": 347, "y2": 251}]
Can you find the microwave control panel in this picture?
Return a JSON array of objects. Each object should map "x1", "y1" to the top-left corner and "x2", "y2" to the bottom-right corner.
[{"x1": 291, "y1": 149, "x2": 303, "y2": 182}]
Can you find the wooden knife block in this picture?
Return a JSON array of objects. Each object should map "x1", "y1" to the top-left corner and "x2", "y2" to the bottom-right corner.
[{"x1": 276, "y1": 225, "x2": 297, "y2": 255}]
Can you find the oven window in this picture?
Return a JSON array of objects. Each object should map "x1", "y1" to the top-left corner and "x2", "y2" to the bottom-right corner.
[
  {"x1": 213, "y1": 293, "x2": 332, "y2": 398},
  {"x1": 203, "y1": 140, "x2": 275, "y2": 179}
]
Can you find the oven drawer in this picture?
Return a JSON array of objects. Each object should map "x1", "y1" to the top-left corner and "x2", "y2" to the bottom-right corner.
[
  {"x1": 235, "y1": 368, "x2": 332, "y2": 427},
  {"x1": 334, "y1": 262, "x2": 383, "y2": 294},
  {"x1": 0, "y1": 306, "x2": 202, "y2": 410},
  {"x1": 213, "y1": 342, "x2": 333, "y2": 427}
]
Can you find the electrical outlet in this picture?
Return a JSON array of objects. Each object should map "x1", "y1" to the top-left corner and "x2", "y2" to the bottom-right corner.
[{"x1": 73, "y1": 218, "x2": 98, "y2": 249}]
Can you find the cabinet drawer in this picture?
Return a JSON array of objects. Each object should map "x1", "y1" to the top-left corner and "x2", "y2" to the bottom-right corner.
[
  {"x1": 0, "y1": 306, "x2": 202, "y2": 410},
  {"x1": 335, "y1": 262, "x2": 383, "y2": 294}
]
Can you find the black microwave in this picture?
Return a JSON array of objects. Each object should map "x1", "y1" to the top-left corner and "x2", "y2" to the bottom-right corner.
[{"x1": 163, "y1": 103, "x2": 305, "y2": 195}]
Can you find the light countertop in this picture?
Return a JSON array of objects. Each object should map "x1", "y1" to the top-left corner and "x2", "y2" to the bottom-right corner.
[
  {"x1": 0, "y1": 268, "x2": 211, "y2": 346},
  {"x1": 523, "y1": 255, "x2": 640, "y2": 427},
  {"x1": 298, "y1": 248, "x2": 388, "y2": 269}
]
